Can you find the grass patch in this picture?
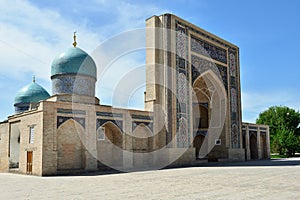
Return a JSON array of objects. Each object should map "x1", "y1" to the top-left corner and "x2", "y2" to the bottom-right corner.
[{"x1": 271, "y1": 154, "x2": 287, "y2": 158}]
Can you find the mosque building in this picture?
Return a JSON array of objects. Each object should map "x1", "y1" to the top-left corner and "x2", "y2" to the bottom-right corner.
[{"x1": 0, "y1": 14, "x2": 270, "y2": 176}]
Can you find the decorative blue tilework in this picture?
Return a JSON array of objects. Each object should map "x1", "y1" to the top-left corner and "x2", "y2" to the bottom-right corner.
[
  {"x1": 57, "y1": 116, "x2": 85, "y2": 129},
  {"x1": 191, "y1": 35, "x2": 227, "y2": 64},
  {"x1": 96, "y1": 112, "x2": 123, "y2": 118},
  {"x1": 131, "y1": 114, "x2": 152, "y2": 121},
  {"x1": 191, "y1": 55, "x2": 228, "y2": 92},
  {"x1": 176, "y1": 23, "x2": 191, "y2": 148},
  {"x1": 96, "y1": 118, "x2": 123, "y2": 132},
  {"x1": 57, "y1": 108, "x2": 86, "y2": 115},
  {"x1": 52, "y1": 74, "x2": 96, "y2": 97},
  {"x1": 132, "y1": 121, "x2": 153, "y2": 132}
]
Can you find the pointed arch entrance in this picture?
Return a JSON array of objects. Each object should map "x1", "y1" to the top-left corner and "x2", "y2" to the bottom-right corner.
[
  {"x1": 97, "y1": 121, "x2": 123, "y2": 168},
  {"x1": 57, "y1": 119, "x2": 85, "y2": 170},
  {"x1": 132, "y1": 124, "x2": 152, "y2": 168},
  {"x1": 192, "y1": 70, "x2": 227, "y2": 159}
]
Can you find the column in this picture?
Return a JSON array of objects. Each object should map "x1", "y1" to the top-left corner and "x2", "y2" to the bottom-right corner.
[
  {"x1": 257, "y1": 127, "x2": 261, "y2": 159},
  {"x1": 245, "y1": 125, "x2": 251, "y2": 160},
  {"x1": 266, "y1": 126, "x2": 271, "y2": 159}
]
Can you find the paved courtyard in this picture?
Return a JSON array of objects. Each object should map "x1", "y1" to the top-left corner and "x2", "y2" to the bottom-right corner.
[{"x1": 0, "y1": 158, "x2": 299, "y2": 200}]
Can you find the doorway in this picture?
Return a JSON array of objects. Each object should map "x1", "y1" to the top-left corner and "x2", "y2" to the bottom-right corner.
[
  {"x1": 26, "y1": 151, "x2": 33, "y2": 174},
  {"x1": 250, "y1": 133, "x2": 258, "y2": 159},
  {"x1": 193, "y1": 134, "x2": 205, "y2": 159}
]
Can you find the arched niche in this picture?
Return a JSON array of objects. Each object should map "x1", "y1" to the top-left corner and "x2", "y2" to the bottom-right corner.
[
  {"x1": 57, "y1": 119, "x2": 85, "y2": 170},
  {"x1": 132, "y1": 124, "x2": 152, "y2": 153},
  {"x1": 97, "y1": 121, "x2": 123, "y2": 168}
]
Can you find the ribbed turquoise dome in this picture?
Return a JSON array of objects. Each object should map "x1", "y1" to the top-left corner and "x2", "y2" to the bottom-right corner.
[
  {"x1": 14, "y1": 81, "x2": 50, "y2": 105},
  {"x1": 51, "y1": 47, "x2": 97, "y2": 79}
]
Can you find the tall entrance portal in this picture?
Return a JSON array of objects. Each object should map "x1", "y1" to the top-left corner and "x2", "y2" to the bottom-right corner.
[{"x1": 145, "y1": 14, "x2": 244, "y2": 161}]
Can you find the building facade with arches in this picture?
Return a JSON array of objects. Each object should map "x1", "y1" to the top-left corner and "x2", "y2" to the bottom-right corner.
[{"x1": 0, "y1": 14, "x2": 270, "y2": 176}]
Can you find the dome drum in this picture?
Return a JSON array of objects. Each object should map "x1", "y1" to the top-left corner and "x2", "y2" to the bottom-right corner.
[
  {"x1": 52, "y1": 74, "x2": 96, "y2": 97},
  {"x1": 14, "y1": 103, "x2": 30, "y2": 113}
]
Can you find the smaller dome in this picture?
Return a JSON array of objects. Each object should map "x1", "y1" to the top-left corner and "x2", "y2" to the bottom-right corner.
[
  {"x1": 51, "y1": 47, "x2": 97, "y2": 79},
  {"x1": 14, "y1": 81, "x2": 50, "y2": 105}
]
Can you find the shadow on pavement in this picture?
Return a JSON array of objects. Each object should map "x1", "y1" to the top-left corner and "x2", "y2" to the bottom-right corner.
[
  {"x1": 197, "y1": 158, "x2": 300, "y2": 167},
  {"x1": 51, "y1": 158, "x2": 300, "y2": 177}
]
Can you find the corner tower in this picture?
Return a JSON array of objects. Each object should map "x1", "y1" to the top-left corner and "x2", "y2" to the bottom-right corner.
[{"x1": 51, "y1": 33, "x2": 97, "y2": 97}]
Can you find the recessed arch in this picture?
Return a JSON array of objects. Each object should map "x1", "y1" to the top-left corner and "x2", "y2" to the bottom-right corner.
[
  {"x1": 57, "y1": 119, "x2": 85, "y2": 170},
  {"x1": 132, "y1": 123, "x2": 153, "y2": 134},
  {"x1": 100, "y1": 121, "x2": 123, "y2": 148},
  {"x1": 57, "y1": 116, "x2": 85, "y2": 129},
  {"x1": 132, "y1": 123, "x2": 152, "y2": 153},
  {"x1": 191, "y1": 69, "x2": 227, "y2": 158},
  {"x1": 97, "y1": 121, "x2": 123, "y2": 168},
  {"x1": 192, "y1": 69, "x2": 227, "y2": 101}
]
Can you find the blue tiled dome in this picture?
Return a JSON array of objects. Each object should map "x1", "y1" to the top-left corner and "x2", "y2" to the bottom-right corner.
[
  {"x1": 14, "y1": 81, "x2": 50, "y2": 105},
  {"x1": 51, "y1": 47, "x2": 97, "y2": 79}
]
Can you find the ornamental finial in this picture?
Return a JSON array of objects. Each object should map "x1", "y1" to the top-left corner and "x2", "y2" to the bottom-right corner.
[{"x1": 73, "y1": 31, "x2": 77, "y2": 47}]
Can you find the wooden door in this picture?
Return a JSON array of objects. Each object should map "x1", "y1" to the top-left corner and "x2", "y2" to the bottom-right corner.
[{"x1": 26, "y1": 151, "x2": 33, "y2": 174}]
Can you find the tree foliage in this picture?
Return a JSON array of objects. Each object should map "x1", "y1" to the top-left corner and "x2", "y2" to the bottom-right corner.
[{"x1": 256, "y1": 106, "x2": 300, "y2": 156}]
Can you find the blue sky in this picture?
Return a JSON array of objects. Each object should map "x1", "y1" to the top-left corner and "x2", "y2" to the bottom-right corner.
[{"x1": 0, "y1": 0, "x2": 299, "y2": 122}]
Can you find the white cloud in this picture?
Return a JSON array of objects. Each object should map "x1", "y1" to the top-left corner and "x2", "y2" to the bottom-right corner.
[
  {"x1": 0, "y1": 0, "x2": 102, "y2": 80},
  {"x1": 241, "y1": 90, "x2": 300, "y2": 123},
  {"x1": 0, "y1": 0, "x2": 164, "y2": 82},
  {"x1": 0, "y1": 0, "x2": 165, "y2": 120}
]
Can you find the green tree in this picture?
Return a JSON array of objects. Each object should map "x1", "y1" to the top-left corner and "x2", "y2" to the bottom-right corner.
[{"x1": 256, "y1": 106, "x2": 300, "y2": 156}]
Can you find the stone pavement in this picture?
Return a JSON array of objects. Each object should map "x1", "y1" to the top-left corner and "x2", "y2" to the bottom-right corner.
[{"x1": 0, "y1": 158, "x2": 299, "y2": 200}]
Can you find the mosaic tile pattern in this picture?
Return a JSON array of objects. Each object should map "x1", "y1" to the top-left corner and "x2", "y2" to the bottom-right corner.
[
  {"x1": 217, "y1": 65, "x2": 229, "y2": 92},
  {"x1": 57, "y1": 116, "x2": 85, "y2": 129},
  {"x1": 131, "y1": 114, "x2": 152, "y2": 121},
  {"x1": 175, "y1": 23, "x2": 190, "y2": 148},
  {"x1": 178, "y1": 73, "x2": 187, "y2": 103},
  {"x1": 191, "y1": 35, "x2": 227, "y2": 64},
  {"x1": 176, "y1": 25, "x2": 187, "y2": 59},
  {"x1": 178, "y1": 117, "x2": 188, "y2": 148},
  {"x1": 229, "y1": 48, "x2": 241, "y2": 148},
  {"x1": 96, "y1": 112, "x2": 123, "y2": 118},
  {"x1": 52, "y1": 74, "x2": 96, "y2": 97},
  {"x1": 175, "y1": 20, "x2": 242, "y2": 149},
  {"x1": 231, "y1": 123, "x2": 239, "y2": 146},
  {"x1": 191, "y1": 55, "x2": 228, "y2": 92},
  {"x1": 230, "y1": 88, "x2": 237, "y2": 113},
  {"x1": 132, "y1": 121, "x2": 153, "y2": 132},
  {"x1": 229, "y1": 53, "x2": 236, "y2": 77},
  {"x1": 57, "y1": 109, "x2": 86, "y2": 115},
  {"x1": 176, "y1": 20, "x2": 232, "y2": 49},
  {"x1": 96, "y1": 119, "x2": 123, "y2": 131}
]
